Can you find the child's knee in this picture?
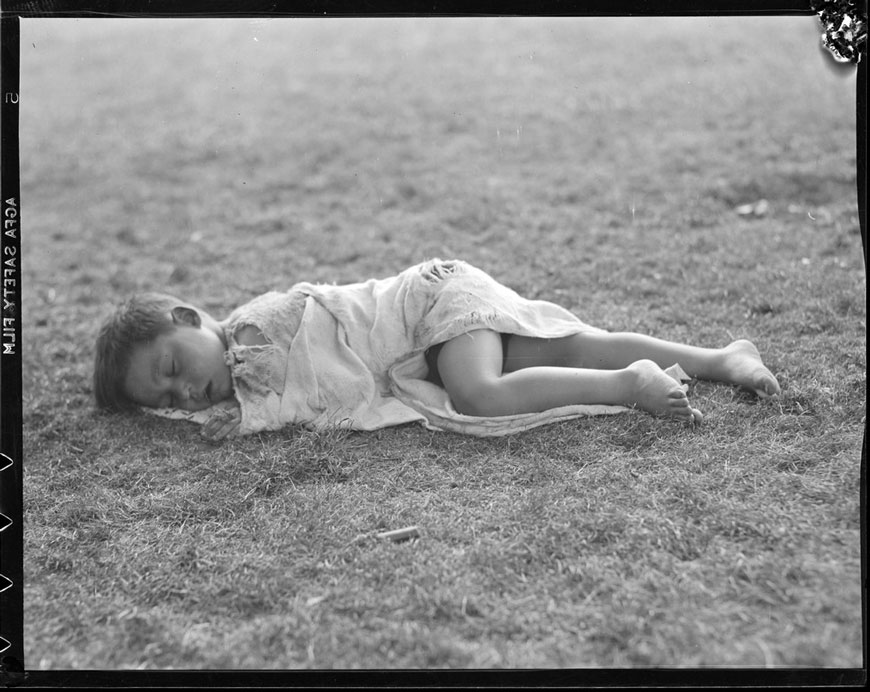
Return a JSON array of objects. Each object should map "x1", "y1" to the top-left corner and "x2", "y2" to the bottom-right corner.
[
  {"x1": 436, "y1": 330, "x2": 507, "y2": 416},
  {"x1": 445, "y1": 373, "x2": 517, "y2": 417},
  {"x1": 448, "y1": 380, "x2": 504, "y2": 417}
]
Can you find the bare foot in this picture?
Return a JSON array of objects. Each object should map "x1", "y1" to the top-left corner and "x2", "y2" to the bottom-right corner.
[
  {"x1": 625, "y1": 360, "x2": 703, "y2": 424},
  {"x1": 720, "y1": 340, "x2": 781, "y2": 398}
]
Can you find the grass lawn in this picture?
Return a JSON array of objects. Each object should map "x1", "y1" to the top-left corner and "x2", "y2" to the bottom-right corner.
[{"x1": 18, "y1": 16, "x2": 863, "y2": 669}]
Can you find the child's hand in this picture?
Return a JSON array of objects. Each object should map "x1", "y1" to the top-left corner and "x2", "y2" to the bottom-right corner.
[{"x1": 201, "y1": 401, "x2": 242, "y2": 442}]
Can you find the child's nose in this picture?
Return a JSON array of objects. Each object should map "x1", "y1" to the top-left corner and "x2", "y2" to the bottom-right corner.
[
  {"x1": 174, "y1": 383, "x2": 194, "y2": 403},
  {"x1": 185, "y1": 384, "x2": 206, "y2": 403}
]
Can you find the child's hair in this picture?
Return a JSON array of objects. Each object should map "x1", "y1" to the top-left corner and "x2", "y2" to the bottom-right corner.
[{"x1": 93, "y1": 292, "x2": 185, "y2": 412}]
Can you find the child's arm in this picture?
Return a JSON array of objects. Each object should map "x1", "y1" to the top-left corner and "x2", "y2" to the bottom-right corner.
[
  {"x1": 200, "y1": 324, "x2": 269, "y2": 441},
  {"x1": 201, "y1": 400, "x2": 241, "y2": 442}
]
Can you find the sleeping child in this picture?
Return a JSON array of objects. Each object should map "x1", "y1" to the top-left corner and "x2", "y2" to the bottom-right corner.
[{"x1": 93, "y1": 258, "x2": 781, "y2": 441}]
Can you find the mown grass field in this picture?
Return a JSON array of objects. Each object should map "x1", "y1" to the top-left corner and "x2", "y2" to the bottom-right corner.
[{"x1": 18, "y1": 16, "x2": 862, "y2": 670}]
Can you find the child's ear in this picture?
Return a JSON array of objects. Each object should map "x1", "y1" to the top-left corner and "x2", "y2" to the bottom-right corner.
[{"x1": 170, "y1": 306, "x2": 202, "y2": 328}]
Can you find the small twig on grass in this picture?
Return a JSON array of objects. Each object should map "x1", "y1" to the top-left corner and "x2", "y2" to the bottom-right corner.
[{"x1": 376, "y1": 526, "x2": 421, "y2": 542}]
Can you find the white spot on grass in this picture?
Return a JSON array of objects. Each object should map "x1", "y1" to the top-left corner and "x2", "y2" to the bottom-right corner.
[{"x1": 736, "y1": 199, "x2": 769, "y2": 217}]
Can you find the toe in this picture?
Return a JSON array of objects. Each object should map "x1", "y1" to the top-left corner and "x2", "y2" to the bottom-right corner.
[
  {"x1": 756, "y1": 378, "x2": 781, "y2": 398},
  {"x1": 670, "y1": 400, "x2": 695, "y2": 422}
]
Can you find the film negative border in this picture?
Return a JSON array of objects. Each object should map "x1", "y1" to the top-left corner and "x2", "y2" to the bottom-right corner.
[
  {"x1": 0, "y1": 11, "x2": 25, "y2": 686},
  {"x1": 0, "y1": 3, "x2": 865, "y2": 687}
]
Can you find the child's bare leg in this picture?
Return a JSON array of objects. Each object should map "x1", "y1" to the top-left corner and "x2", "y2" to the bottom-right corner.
[
  {"x1": 504, "y1": 332, "x2": 781, "y2": 398},
  {"x1": 436, "y1": 330, "x2": 700, "y2": 422}
]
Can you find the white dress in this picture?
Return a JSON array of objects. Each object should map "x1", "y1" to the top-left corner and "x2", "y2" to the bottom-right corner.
[{"x1": 219, "y1": 258, "x2": 632, "y2": 437}]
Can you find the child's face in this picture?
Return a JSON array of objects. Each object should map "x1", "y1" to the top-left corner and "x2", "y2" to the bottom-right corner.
[{"x1": 122, "y1": 307, "x2": 233, "y2": 411}]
